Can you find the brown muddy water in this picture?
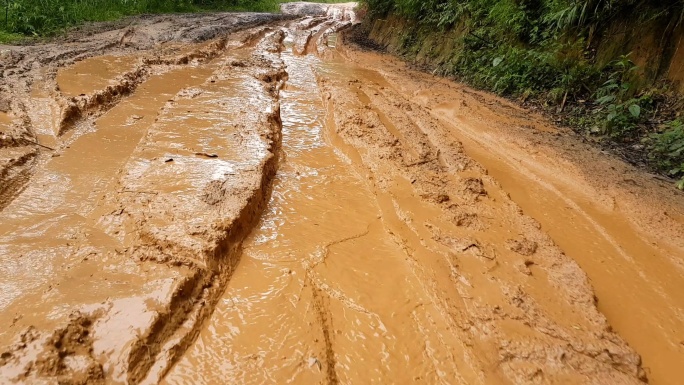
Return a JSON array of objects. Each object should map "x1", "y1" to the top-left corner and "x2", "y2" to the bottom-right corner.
[
  {"x1": 56, "y1": 55, "x2": 140, "y2": 98},
  {"x1": 0, "y1": 112, "x2": 11, "y2": 126},
  {"x1": 165, "y1": 42, "x2": 469, "y2": 385},
  {"x1": 0, "y1": 3, "x2": 683, "y2": 384}
]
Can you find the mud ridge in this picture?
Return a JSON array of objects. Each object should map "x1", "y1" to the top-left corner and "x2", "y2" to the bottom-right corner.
[
  {"x1": 58, "y1": 65, "x2": 150, "y2": 136},
  {"x1": 129, "y1": 33, "x2": 287, "y2": 384},
  {"x1": 0, "y1": 26, "x2": 288, "y2": 384},
  {"x1": 311, "y1": 286, "x2": 340, "y2": 385},
  {"x1": 0, "y1": 148, "x2": 38, "y2": 211},
  {"x1": 55, "y1": 25, "x2": 282, "y2": 139},
  {"x1": 58, "y1": 36, "x2": 237, "y2": 137}
]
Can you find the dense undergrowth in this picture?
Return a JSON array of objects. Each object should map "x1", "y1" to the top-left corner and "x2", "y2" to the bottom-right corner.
[
  {"x1": 0, "y1": 0, "x2": 344, "y2": 41},
  {"x1": 361, "y1": 0, "x2": 684, "y2": 188}
]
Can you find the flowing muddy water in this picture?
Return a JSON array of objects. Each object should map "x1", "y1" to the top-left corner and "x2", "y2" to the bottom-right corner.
[
  {"x1": 166, "y1": 19, "x2": 650, "y2": 385},
  {"x1": 0, "y1": 4, "x2": 683, "y2": 384},
  {"x1": 0, "y1": 112, "x2": 11, "y2": 127},
  {"x1": 0, "y1": 65, "x2": 215, "y2": 309},
  {"x1": 165, "y1": 44, "x2": 470, "y2": 385},
  {"x1": 56, "y1": 55, "x2": 139, "y2": 98}
]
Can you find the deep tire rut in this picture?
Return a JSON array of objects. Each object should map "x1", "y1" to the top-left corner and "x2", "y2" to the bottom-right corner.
[{"x1": 2, "y1": 3, "x2": 684, "y2": 385}]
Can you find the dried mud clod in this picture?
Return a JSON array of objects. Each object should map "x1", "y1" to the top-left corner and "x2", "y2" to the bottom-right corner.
[
  {"x1": 1, "y1": 314, "x2": 104, "y2": 385},
  {"x1": 462, "y1": 177, "x2": 488, "y2": 201},
  {"x1": 506, "y1": 237, "x2": 538, "y2": 256},
  {"x1": 36, "y1": 315, "x2": 104, "y2": 384}
]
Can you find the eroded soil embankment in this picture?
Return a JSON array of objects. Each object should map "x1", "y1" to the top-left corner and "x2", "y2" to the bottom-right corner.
[{"x1": 0, "y1": 4, "x2": 682, "y2": 385}]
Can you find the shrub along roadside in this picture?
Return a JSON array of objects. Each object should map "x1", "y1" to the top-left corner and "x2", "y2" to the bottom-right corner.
[{"x1": 360, "y1": 0, "x2": 684, "y2": 189}]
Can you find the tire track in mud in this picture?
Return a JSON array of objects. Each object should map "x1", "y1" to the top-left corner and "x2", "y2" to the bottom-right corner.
[
  {"x1": 57, "y1": 28, "x2": 274, "y2": 138},
  {"x1": 0, "y1": 4, "x2": 678, "y2": 384},
  {"x1": 165, "y1": 11, "x2": 643, "y2": 384},
  {"x1": 315, "y1": 63, "x2": 645, "y2": 383},
  {"x1": 122, "y1": 31, "x2": 288, "y2": 384},
  {"x1": 311, "y1": 286, "x2": 340, "y2": 385},
  {"x1": 0, "y1": 26, "x2": 289, "y2": 384},
  {"x1": 0, "y1": 15, "x2": 293, "y2": 211},
  {"x1": 340, "y1": 28, "x2": 684, "y2": 383}
]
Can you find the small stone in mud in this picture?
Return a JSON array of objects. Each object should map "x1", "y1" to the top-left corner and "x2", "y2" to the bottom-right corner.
[
  {"x1": 462, "y1": 177, "x2": 487, "y2": 199},
  {"x1": 506, "y1": 238, "x2": 538, "y2": 256},
  {"x1": 307, "y1": 357, "x2": 321, "y2": 370},
  {"x1": 517, "y1": 260, "x2": 534, "y2": 276},
  {"x1": 165, "y1": 158, "x2": 174, "y2": 163},
  {"x1": 195, "y1": 152, "x2": 218, "y2": 158}
]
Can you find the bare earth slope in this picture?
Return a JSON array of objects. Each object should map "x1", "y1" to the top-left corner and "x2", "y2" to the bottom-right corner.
[{"x1": 0, "y1": 3, "x2": 682, "y2": 384}]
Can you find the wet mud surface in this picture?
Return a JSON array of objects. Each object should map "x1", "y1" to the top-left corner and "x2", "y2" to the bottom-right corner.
[{"x1": 0, "y1": 3, "x2": 682, "y2": 384}]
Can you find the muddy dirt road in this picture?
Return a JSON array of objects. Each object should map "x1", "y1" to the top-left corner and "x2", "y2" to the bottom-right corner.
[{"x1": 0, "y1": 2, "x2": 683, "y2": 384}]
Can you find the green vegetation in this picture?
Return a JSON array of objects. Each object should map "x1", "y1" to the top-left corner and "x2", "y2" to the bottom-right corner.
[
  {"x1": 0, "y1": 0, "x2": 344, "y2": 41},
  {"x1": 648, "y1": 119, "x2": 684, "y2": 189},
  {"x1": 0, "y1": 0, "x2": 271, "y2": 40},
  {"x1": 361, "y1": 0, "x2": 684, "y2": 188}
]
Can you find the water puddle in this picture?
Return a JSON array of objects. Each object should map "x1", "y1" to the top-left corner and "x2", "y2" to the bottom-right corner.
[
  {"x1": 56, "y1": 55, "x2": 140, "y2": 97},
  {"x1": 0, "y1": 64, "x2": 214, "y2": 312},
  {"x1": 0, "y1": 111, "x2": 11, "y2": 127},
  {"x1": 0, "y1": 112, "x2": 11, "y2": 141},
  {"x1": 28, "y1": 80, "x2": 64, "y2": 147}
]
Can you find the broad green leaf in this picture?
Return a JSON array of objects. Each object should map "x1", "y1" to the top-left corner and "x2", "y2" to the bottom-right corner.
[
  {"x1": 628, "y1": 104, "x2": 641, "y2": 118},
  {"x1": 595, "y1": 95, "x2": 615, "y2": 104}
]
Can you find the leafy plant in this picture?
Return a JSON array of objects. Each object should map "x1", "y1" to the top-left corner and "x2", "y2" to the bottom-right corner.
[
  {"x1": 647, "y1": 119, "x2": 684, "y2": 189},
  {"x1": 359, "y1": 0, "x2": 684, "y2": 187},
  {"x1": 591, "y1": 55, "x2": 647, "y2": 137}
]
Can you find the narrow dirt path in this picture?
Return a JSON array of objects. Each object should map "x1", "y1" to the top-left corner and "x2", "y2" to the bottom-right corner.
[{"x1": 0, "y1": 4, "x2": 682, "y2": 385}]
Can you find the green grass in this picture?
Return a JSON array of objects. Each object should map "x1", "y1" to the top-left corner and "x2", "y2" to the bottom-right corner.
[
  {"x1": 0, "y1": 29, "x2": 21, "y2": 42},
  {"x1": 0, "y1": 0, "x2": 349, "y2": 43}
]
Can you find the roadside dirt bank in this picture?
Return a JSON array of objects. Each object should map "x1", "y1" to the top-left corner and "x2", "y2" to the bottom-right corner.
[{"x1": 0, "y1": 3, "x2": 681, "y2": 384}]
